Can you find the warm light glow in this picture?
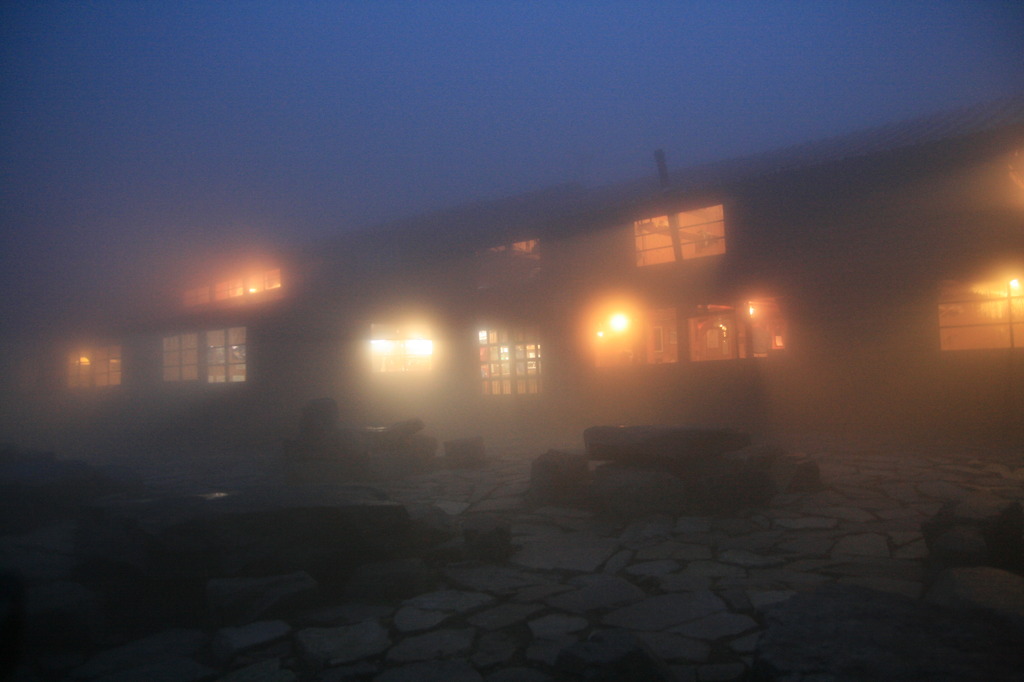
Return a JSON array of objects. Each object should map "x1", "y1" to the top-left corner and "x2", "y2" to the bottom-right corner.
[
  {"x1": 370, "y1": 322, "x2": 434, "y2": 372},
  {"x1": 405, "y1": 339, "x2": 433, "y2": 356},
  {"x1": 748, "y1": 305, "x2": 756, "y2": 316},
  {"x1": 939, "y1": 278, "x2": 1023, "y2": 350},
  {"x1": 478, "y1": 326, "x2": 542, "y2": 395},
  {"x1": 69, "y1": 345, "x2": 121, "y2": 387},
  {"x1": 587, "y1": 296, "x2": 644, "y2": 367},
  {"x1": 187, "y1": 268, "x2": 281, "y2": 306},
  {"x1": 634, "y1": 204, "x2": 725, "y2": 266}
]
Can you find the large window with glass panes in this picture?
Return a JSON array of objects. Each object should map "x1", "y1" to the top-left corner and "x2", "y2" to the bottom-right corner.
[{"x1": 478, "y1": 327, "x2": 541, "y2": 395}]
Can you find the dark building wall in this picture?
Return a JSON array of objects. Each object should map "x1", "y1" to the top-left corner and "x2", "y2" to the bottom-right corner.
[{"x1": 3, "y1": 124, "x2": 1021, "y2": 456}]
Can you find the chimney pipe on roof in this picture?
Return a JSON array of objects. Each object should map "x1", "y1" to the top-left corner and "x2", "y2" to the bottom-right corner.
[{"x1": 654, "y1": 149, "x2": 670, "y2": 190}]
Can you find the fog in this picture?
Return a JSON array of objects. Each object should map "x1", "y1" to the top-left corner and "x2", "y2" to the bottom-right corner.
[{"x1": 2, "y1": 2, "x2": 1023, "y2": 460}]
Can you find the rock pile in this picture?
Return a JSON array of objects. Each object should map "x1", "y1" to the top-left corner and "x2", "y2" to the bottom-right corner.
[
  {"x1": 282, "y1": 398, "x2": 439, "y2": 482},
  {"x1": 528, "y1": 426, "x2": 822, "y2": 517}
]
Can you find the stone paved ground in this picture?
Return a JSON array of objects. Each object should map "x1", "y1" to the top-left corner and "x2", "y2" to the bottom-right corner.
[
  {"x1": 13, "y1": 436, "x2": 1024, "y2": 681},
  {"x1": 363, "y1": 445, "x2": 1024, "y2": 680}
]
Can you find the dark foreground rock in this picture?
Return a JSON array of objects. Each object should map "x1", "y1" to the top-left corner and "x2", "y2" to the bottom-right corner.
[
  {"x1": 924, "y1": 566, "x2": 1024, "y2": 624},
  {"x1": 590, "y1": 466, "x2": 690, "y2": 517},
  {"x1": 282, "y1": 398, "x2": 439, "y2": 481},
  {"x1": 556, "y1": 629, "x2": 677, "y2": 681},
  {"x1": 0, "y1": 445, "x2": 140, "y2": 535},
  {"x1": 528, "y1": 450, "x2": 589, "y2": 504},
  {"x1": 70, "y1": 485, "x2": 418, "y2": 637},
  {"x1": 584, "y1": 425, "x2": 752, "y2": 473},
  {"x1": 78, "y1": 485, "x2": 411, "y2": 581},
  {"x1": 921, "y1": 493, "x2": 1023, "y2": 574},
  {"x1": 754, "y1": 584, "x2": 1024, "y2": 681},
  {"x1": 580, "y1": 429, "x2": 820, "y2": 516}
]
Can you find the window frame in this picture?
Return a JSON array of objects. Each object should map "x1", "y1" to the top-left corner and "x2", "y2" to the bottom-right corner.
[
  {"x1": 475, "y1": 239, "x2": 541, "y2": 289},
  {"x1": 634, "y1": 204, "x2": 726, "y2": 267},
  {"x1": 162, "y1": 328, "x2": 247, "y2": 384},
  {"x1": 938, "y1": 278, "x2": 1023, "y2": 351},
  {"x1": 68, "y1": 344, "x2": 122, "y2": 389},
  {"x1": 478, "y1": 326, "x2": 542, "y2": 396},
  {"x1": 369, "y1": 323, "x2": 435, "y2": 373}
]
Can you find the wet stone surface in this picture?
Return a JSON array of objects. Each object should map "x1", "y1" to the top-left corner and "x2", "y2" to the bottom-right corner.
[{"x1": 5, "y1": 439, "x2": 1024, "y2": 680}]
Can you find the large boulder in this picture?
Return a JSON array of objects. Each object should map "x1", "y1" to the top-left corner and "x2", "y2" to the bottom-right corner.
[
  {"x1": 76, "y1": 485, "x2": 413, "y2": 584},
  {"x1": 584, "y1": 425, "x2": 751, "y2": 473},
  {"x1": 695, "y1": 445, "x2": 821, "y2": 506},
  {"x1": 283, "y1": 399, "x2": 437, "y2": 479},
  {"x1": 587, "y1": 442, "x2": 817, "y2": 516},
  {"x1": 590, "y1": 465, "x2": 691, "y2": 517},
  {"x1": 282, "y1": 398, "x2": 370, "y2": 479},
  {"x1": 0, "y1": 445, "x2": 140, "y2": 534},
  {"x1": 529, "y1": 450, "x2": 590, "y2": 503},
  {"x1": 924, "y1": 566, "x2": 1024, "y2": 625},
  {"x1": 206, "y1": 571, "x2": 319, "y2": 626},
  {"x1": 754, "y1": 584, "x2": 1024, "y2": 681},
  {"x1": 921, "y1": 493, "x2": 1023, "y2": 573},
  {"x1": 585, "y1": 421, "x2": 753, "y2": 481}
]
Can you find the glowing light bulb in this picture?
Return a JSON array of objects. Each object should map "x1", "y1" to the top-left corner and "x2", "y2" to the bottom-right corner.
[{"x1": 609, "y1": 313, "x2": 629, "y2": 332}]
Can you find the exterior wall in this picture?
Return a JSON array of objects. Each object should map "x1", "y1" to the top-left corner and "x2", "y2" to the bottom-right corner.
[{"x1": 3, "y1": 125, "x2": 1022, "y2": 456}]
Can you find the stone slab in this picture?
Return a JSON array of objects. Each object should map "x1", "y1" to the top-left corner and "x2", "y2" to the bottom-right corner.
[
  {"x1": 602, "y1": 591, "x2": 728, "y2": 631},
  {"x1": 512, "y1": 533, "x2": 620, "y2": 572}
]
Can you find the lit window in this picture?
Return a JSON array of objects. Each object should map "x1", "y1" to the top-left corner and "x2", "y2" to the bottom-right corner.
[
  {"x1": 163, "y1": 333, "x2": 199, "y2": 381},
  {"x1": 93, "y1": 346, "x2": 122, "y2": 387},
  {"x1": 206, "y1": 327, "x2": 247, "y2": 382},
  {"x1": 593, "y1": 307, "x2": 679, "y2": 366},
  {"x1": 263, "y1": 268, "x2": 282, "y2": 290},
  {"x1": 68, "y1": 353, "x2": 91, "y2": 388},
  {"x1": 68, "y1": 345, "x2": 121, "y2": 388},
  {"x1": 645, "y1": 308, "x2": 679, "y2": 364},
  {"x1": 478, "y1": 327, "x2": 541, "y2": 395},
  {"x1": 939, "y1": 279, "x2": 1023, "y2": 350},
  {"x1": 593, "y1": 310, "x2": 637, "y2": 367},
  {"x1": 370, "y1": 323, "x2": 434, "y2": 372},
  {"x1": 747, "y1": 298, "x2": 787, "y2": 357},
  {"x1": 634, "y1": 204, "x2": 725, "y2": 266},
  {"x1": 245, "y1": 268, "x2": 283, "y2": 294},
  {"x1": 186, "y1": 268, "x2": 281, "y2": 306},
  {"x1": 688, "y1": 306, "x2": 742, "y2": 362},
  {"x1": 214, "y1": 279, "x2": 244, "y2": 301},
  {"x1": 477, "y1": 239, "x2": 540, "y2": 289}
]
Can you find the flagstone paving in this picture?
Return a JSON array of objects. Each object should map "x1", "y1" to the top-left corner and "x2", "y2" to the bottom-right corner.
[
  {"x1": 37, "y1": 441, "x2": 1024, "y2": 681},
  {"x1": 360, "y1": 446, "x2": 1023, "y2": 681}
]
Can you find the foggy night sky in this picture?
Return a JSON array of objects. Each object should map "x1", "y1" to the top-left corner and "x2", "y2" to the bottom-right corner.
[{"x1": 1, "y1": 1, "x2": 1023, "y2": 329}]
